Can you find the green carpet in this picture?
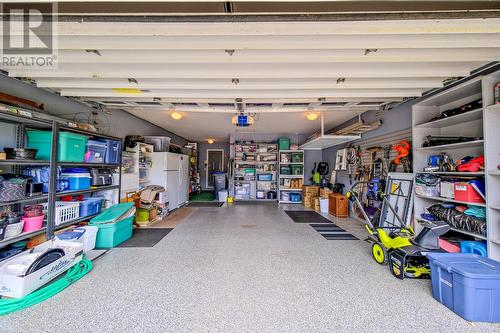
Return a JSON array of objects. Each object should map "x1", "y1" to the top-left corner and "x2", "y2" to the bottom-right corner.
[{"x1": 190, "y1": 191, "x2": 215, "y2": 201}]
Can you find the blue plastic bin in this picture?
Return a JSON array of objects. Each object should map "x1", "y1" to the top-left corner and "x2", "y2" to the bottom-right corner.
[
  {"x1": 102, "y1": 139, "x2": 121, "y2": 164},
  {"x1": 79, "y1": 198, "x2": 103, "y2": 217},
  {"x1": 427, "y1": 253, "x2": 500, "y2": 322},
  {"x1": 460, "y1": 241, "x2": 487, "y2": 257},
  {"x1": 290, "y1": 192, "x2": 302, "y2": 202},
  {"x1": 257, "y1": 174, "x2": 273, "y2": 181},
  {"x1": 61, "y1": 168, "x2": 91, "y2": 190}
]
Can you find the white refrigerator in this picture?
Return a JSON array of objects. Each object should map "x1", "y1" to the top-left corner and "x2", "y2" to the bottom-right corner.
[{"x1": 150, "y1": 152, "x2": 189, "y2": 210}]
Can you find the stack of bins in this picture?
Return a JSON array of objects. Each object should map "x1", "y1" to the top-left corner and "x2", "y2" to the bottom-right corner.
[
  {"x1": 213, "y1": 172, "x2": 227, "y2": 200},
  {"x1": 89, "y1": 203, "x2": 135, "y2": 248}
]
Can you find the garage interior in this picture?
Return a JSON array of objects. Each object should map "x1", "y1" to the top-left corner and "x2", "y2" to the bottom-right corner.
[{"x1": 0, "y1": 1, "x2": 500, "y2": 331}]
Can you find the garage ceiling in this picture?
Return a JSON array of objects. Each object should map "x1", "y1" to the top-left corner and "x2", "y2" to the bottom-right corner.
[{"x1": 2, "y1": 2, "x2": 500, "y2": 141}]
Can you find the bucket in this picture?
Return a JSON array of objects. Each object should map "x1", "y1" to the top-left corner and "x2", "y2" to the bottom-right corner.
[
  {"x1": 320, "y1": 198, "x2": 329, "y2": 213},
  {"x1": 22, "y1": 215, "x2": 44, "y2": 232},
  {"x1": 218, "y1": 190, "x2": 228, "y2": 202}
]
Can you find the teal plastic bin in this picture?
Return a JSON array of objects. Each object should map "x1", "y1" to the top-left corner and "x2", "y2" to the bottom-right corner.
[
  {"x1": 89, "y1": 203, "x2": 135, "y2": 248},
  {"x1": 26, "y1": 130, "x2": 88, "y2": 162},
  {"x1": 278, "y1": 138, "x2": 290, "y2": 150}
]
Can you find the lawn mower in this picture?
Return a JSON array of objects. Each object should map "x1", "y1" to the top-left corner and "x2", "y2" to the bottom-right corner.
[{"x1": 346, "y1": 180, "x2": 449, "y2": 279}]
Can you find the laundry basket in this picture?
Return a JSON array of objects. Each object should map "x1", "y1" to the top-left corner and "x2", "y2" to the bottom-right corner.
[{"x1": 43, "y1": 201, "x2": 80, "y2": 226}]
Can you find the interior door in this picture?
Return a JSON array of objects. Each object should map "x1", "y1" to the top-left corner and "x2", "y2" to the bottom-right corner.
[{"x1": 206, "y1": 149, "x2": 224, "y2": 189}]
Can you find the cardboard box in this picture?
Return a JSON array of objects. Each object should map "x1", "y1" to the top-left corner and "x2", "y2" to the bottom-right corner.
[
  {"x1": 303, "y1": 185, "x2": 319, "y2": 195},
  {"x1": 320, "y1": 188, "x2": 332, "y2": 199},
  {"x1": 0, "y1": 239, "x2": 83, "y2": 298}
]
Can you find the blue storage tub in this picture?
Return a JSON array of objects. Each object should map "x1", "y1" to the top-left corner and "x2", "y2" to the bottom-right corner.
[
  {"x1": 257, "y1": 174, "x2": 273, "y2": 181},
  {"x1": 79, "y1": 198, "x2": 103, "y2": 217},
  {"x1": 61, "y1": 168, "x2": 91, "y2": 190},
  {"x1": 427, "y1": 253, "x2": 500, "y2": 322},
  {"x1": 102, "y1": 139, "x2": 122, "y2": 164},
  {"x1": 290, "y1": 192, "x2": 302, "y2": 202}
]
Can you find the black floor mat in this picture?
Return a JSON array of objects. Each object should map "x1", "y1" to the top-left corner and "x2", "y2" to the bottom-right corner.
[
  {"x1": 117, "y1": 228, "x2": 173, "y2": 247},
  {"x1": 234, "y1": 201, "x2": 278, "y2": 206},
  {"x1": 284, "y1": 210, "x2": 332, "y2": 224},
  {"x1": 310, "y1": 224, "x2": 358, "y2": 240},
  {"x1": 187, "y1": 201, "x2": 223, "y2": 207}
]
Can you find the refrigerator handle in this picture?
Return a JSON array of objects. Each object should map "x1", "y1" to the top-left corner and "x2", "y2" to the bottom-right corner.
[{"x1": 179, "y1": 158, "x2": 183, "y2": 187}]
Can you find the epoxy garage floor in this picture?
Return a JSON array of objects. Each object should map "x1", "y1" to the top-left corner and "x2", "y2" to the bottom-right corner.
[{"x1": 2, "y1": 204, "x2": 499, "y2": 332}]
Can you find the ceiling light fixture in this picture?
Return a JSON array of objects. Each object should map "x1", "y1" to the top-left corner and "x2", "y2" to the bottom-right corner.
[
  {"x1": 207, "y1": 139, "x2": 215, "y2": 144},
  {"x1": 306, "y1": 112, "x2": 319, "y2": 121},
  {"x1": 170, "y1": 111, "x2": 183, "y2": 120}
]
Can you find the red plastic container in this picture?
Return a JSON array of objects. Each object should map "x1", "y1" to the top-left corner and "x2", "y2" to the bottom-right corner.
[
  {"x1": 454, "y1": 182, "x2": 484, "y2": 203},
  {"x1": 22, "y1": 215, "x2": 44, "y2": 232}
]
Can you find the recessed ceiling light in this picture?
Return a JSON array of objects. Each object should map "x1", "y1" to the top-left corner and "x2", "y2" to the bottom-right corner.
[
  {"x1": 207, "y1": 139, "x2": 215, "y2": 144},
  {"x1": 170, "y1": 111, "x2": 183, "y2": 120},
  {"x1": 306, "y1": 112, "x2": 318, "y2": 121}
]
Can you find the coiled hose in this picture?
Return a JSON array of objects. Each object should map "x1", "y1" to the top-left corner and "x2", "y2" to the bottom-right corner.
[{"x1": 0, "y1": 258, "x2": 92, "y2": 315}]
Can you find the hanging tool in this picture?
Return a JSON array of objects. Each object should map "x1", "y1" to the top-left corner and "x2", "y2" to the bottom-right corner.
[{"x1": 389, "y1": 140, "x2": 412, "y2": 173}]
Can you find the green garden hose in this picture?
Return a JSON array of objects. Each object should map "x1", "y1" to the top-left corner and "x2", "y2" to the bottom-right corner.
[{"x1": 0, "y1": 258, "x2": 93, "y2": 315}]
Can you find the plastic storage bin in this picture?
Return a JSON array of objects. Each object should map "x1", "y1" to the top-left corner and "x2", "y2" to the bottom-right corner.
[
  {"x1": 80, "y1": 198, "x2": 103, "y2": 217},
  {"x1": 291, "y1": 152, "x2": 303, "y2": 162},
  {"x1": 290, "y1": 192, "x2": 302, "y2": 202},
  {"x1": 85, "y1": 140, "x2": 108, "y2": 163},
  {"x1": 56, "y1": 226, "x2": 98, "y2": 253},
  {"x1": 427, "y1": 253, "x2": 500, "y2": 322},
  {"x1": 278, "y1": 138, "x2": 291, "y2": 150},
  {"x1": 102, "y1": 139, "x2": 121, "y2": 164},
  {"x1": 280, "y1": 166, "x2": 291, "y2": 175},
  {"x1": 92, "y1": 215, "x2": 133, "y2": 248},
  {"x1": 291, "y1": 165, "x2": 303, "y2": 175},
  {"x1": 460, "y1": 241, "x2": 487, "y2": 256},
  {"x1": 61, "y1": 168, "x2": 91, "y2": 190},
  {"x1": 4, "y1": 220, "x2": 24, "y2": 238},
  {"x1": 21, "y1": 215, "x2": 44, "y2": 232},
  {"x1": 415, "y1": 175, "x2": 440, "y2": 197},
  {"x1": 26, "y1": 130, "x2": 88, "y2": 162},
  {"x1": 454, "y1": 182, "x2": 484, "y2": 203},
  {"x1": 257, "y1": 174, "x2": 273, "y2": 181},
  {"x1": 42, "y1": 201, "x2": 80, "y2": 226}
]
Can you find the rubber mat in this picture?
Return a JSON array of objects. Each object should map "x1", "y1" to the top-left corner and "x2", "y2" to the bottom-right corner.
[
  {"x1": 117, "y1": 228, "x2": 173, "y2": 247},
  {"x1": 310, "y1": 224, "x2": 358, "y2": 240},
  {"x1": 284, "y1": 210, "x2": 332, "y2": 224},
  {"x1": 187, "y1": 201, "x2": 223, "y2": 207},
  {"x1": 233, "y1": 201, "x2": 278, "y2": 206}
]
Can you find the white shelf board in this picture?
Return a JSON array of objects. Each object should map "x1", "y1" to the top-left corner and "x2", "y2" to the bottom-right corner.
[
  {"x1": 490, "y1": 239, "x2": 500, "y2": 245},
  {"x1": 280, "y1": 188, "x2": 303, "y2": 191},
  {"x1": 416, "y1": 171, "x2": 484, "y2": 176},
  {"x1": 415, "y1": 194, "x2": 486, "y2": 207},
  {"x1": 489, "y1": 205, "x2": 500, "y2": 210},
  {"x1": 279, "y1": 162, "x2": 304, "y2": 165},
  {"x1": 488, "y1": 170, "x2": 500, "y2": 175},
  {"x1": 279, "y1": 175, "x2": 304, "y2": 179},
  {"x1": 279, "y1": 200, "x2": 301, "y2": 204},
  {"x1": 299, "y1": 135, "x2": 360, "y2": 150},
  {"x1": 486, "y1": 104, "x2": 500, "y2": 112},
  {"x1": 415, "y1": 108, "x2": 483, "y2": 129},
  {"x1": 279, "y1": 150, "x2": 304, "y2": 153},
  {"x1": 416, "y1": 140, "x2": 484, "y2": 151}
]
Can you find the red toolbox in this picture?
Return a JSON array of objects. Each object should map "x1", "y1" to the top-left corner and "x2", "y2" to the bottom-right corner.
[{"x1": 454, "y1": 182, "x2": 484, "y2": 203}]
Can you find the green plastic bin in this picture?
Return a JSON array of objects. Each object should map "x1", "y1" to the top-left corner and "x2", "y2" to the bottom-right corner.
[
  {"x1": 278, "y1": 138, "x2": 291, "y2": 150},
  {"x1": 89, "y1": 203, "x2": 135, "y2": 248},
  {"x1": 91, "y1": 216, "x2": 133, "y2": 248},
  {"x1": 27, "y1": 130, "x2": 88, "y2": 162},
  {"x1": 26, "y1": 130, "x2": 88, "y2": 162},
  {"x1": 291, "y1": 165, "x2": 303, "y2": 175},
  {"x1": 291, "y1": 152, "x2": 303, "y2": 163},
  {"x1": 280, "y1": 166, "x2": 291, "y2": 175}
]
